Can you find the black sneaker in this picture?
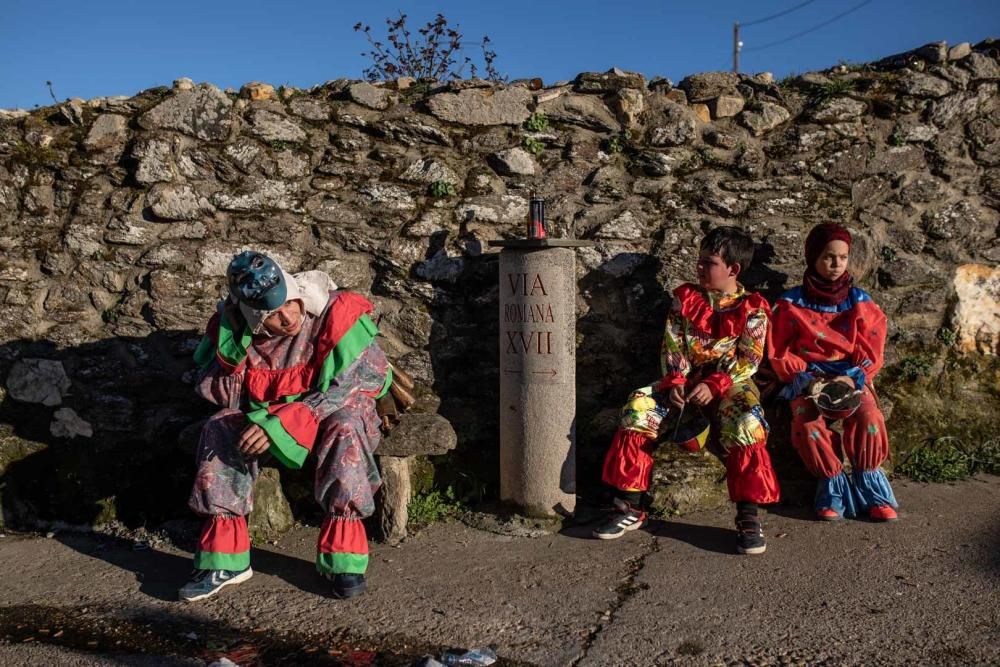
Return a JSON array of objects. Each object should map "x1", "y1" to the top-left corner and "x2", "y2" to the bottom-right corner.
[
  {"x1": 735, "y1": 514, "x2": 766, "y2": 555},
  {"x1": 330, "y1": 573, "x2": 367, "y2": 599},
  {"x1": 592, "y1": 498, "x2": 648, "y2": 540}
]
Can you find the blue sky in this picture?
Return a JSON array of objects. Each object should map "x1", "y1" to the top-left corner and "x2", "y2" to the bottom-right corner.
[{"x1": 1, "y1": 0, "x2": 997, "y2": 109}]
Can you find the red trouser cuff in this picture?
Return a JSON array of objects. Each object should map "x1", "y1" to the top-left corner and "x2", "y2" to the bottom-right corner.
[
  {"x1": 726, "y1": 442, "x2": 780, "y2": 504},
  {"x1": 317, "y1": 516, "x2": 369, "y2": 576},
  {"x1": 601, "y1": 429, "x2": 657, "y2": 492},
  {"x1": 198, "y1": 515, "x2": 250, "y2": 554}
]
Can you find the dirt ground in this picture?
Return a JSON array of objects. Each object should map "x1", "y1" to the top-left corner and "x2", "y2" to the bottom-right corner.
[{"x1": 1, "y1": 476, "x2": 998, "y2": 666}]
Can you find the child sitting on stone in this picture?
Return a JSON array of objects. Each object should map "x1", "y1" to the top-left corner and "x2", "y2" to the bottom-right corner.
[
  {"x1": 767, "y1": 223, "x2": 897, "y2": 522},
  {"x1": 594, "y1": 226, "x2": 780, "y2": 554}
]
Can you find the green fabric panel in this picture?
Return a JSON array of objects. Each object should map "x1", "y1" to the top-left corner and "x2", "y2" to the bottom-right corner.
[
  {"x1": 248, "y1": 393, "x2": 301, "y2": 412},
  {"x1": 315, "y1": 315, "x2": 378, "y2": 391},
  {"x1": 194, "y1": 550, "x2": 250, "y2": 571},
  {"x1": 245, "y1": 408, "x2": 308, "y2": 469},
  {"x1": 316, "y1": 552, "x2": 369, "y2": 575},
  {"x1": 375, "y1": 367, "x2": 393, "y2": 400},
  {"x1": 193, "y1": 335, "x2": 214, "y2": 368},
  {"x1": 217, "y1": 314, "x2": 252, "y2": 367}
]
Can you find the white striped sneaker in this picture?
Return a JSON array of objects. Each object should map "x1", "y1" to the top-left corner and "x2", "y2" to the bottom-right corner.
[{"x1": 592, "y1": 498, "x2": 648, "y2": 540}]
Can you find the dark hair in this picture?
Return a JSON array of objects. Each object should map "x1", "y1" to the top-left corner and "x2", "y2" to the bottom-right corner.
[{"x1": 700, "y1": 226, "x2": 755, "y2": 274}]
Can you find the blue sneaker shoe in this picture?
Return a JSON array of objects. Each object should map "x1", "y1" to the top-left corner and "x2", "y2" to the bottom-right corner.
[{"x1": 178, "y1": 567, "x2": 253, "y2": 602}]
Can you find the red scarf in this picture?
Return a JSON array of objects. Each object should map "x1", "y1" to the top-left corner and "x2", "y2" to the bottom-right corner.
[{"x1": 802, "y1": 223, "x2": 853, "y2": 306}]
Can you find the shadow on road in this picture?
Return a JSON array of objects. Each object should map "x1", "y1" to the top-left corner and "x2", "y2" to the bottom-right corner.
[
  {"x1": 56, "y1": 532, "x2": 329, "y2": 601},
  {"x1": 645, "y1": 517, "x2": 734, "y2": 554}
]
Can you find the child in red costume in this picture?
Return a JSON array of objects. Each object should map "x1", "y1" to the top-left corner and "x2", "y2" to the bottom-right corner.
[
  {"x1": 595, "y1": 227, "x2": 780, "y2": 554},
  {"x1": 767, "y1": 223, "x2": 898, "y2": 522}
]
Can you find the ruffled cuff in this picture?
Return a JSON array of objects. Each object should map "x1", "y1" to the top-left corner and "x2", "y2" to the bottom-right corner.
[
  {"x1": 701, "y1": 372, "x2": 733, "y2": 399},
  {"x1": 654, "y1": 372, "x2": 687, "y2": 392},
  {"x1": 245, "y1": 402, "x2": 319, "y2": 469}
]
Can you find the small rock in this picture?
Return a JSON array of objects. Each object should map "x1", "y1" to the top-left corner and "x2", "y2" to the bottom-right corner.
[
  {"x1": 691, "y1": 103, "x2": 711, "y2": 123},
  {"x1": 138, "y1": 85, "x2": 233, "y2": 141},
  {"x1": 610, "y1": 88, "x2": 645, "y2": 128},
  {"x1": 6, "y1": 359, "x2": 71, "y2": 406},
  {"x1": 50, "y1": 408, "x2": 93, "y2": 439},
  {"x1": 705, "y1": 130, "x2": 738, "y2": 149},
  {"x1": 240, "y1": 81, "x2": 277, "y2": 101},
  {"x1": 58, "y1": 99, "x2": 85, "y2": 126},
  {"x1": 378, "y1": 413, "x2": 458, "y2": 456},
  {"x1": 399, "y1": 158, "x2": 459, "y2": 185},
  {"x1": 83, "y1": 114, "x2": 129, "y2": 151},
  {"x1": 173, "y1": 77, "x2": 194, "y2": 91},
  {"x1": 812, "y1": 97, "x2": 867, "y2": 123},
  {"x1": 900, "y1": 71, "x2": 951, "y2": 98},
  {"x1": 488, "y1": 147, "x2": 536, "y2": 176},
  {"x1": 951, "y1": 264, "x2": 1000, "y2": 354},
  {"x1": 359, "y1": 183, "x2": 416, "y2": 211},
  {"x1": 574, "y1": 68, "x2": 647, "y2": 93},
  {"x1": 740, "y1": 102, "x2": 791, "y2": 136},
  {"x1": 428, "y1": 87, "x2": 532, "y2": 126},
  {"x1": 247, "y1": 109, "x2": 306, "y2": 143},
  {"x1": 679, "y1": 71, "x2": 740, "y2": 102},
  {"x1": 146, "y1": 183, "x2": 213, "y2": 221},
  {"x1": 961, "y1": 52, "x2": 1000, "y2": 80},
  {"x1": 664, "y1": 88, "x2": 688, "y2": 105},
  {"x1": 648, "y1": 101, "x2": 697, "y2": 146},
  {"x1": 917, "y1": 41, "x2": 948, "y2": 63},
  {"x1": 947, "y1": 42, "x2": 972, "y2": 60},
  {"x1": 595, "y1": 211, "x2": 645, "y2": 240},
  {"x1": 348, "y1": 82, "x2": 392, "y2": 110},
  {"x1": 537, "y1": 93, "x2": 619, "y2": 133},
  {"x1": 709, "y1": 94, "x2": 744, "y2": 119},
  {"x1": 288, "y1": 97, "x2": 330, "y2": 121}
]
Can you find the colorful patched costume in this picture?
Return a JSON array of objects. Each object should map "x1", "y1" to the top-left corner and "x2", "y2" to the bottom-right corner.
[
  {"x1": 188, "y1": 264, "x2": 391, "y2": 582},
  {"x1": 767, "y1": 223, "x2": 897, "y2": 519},
  {"x1": 601, "y1": 283, "x2": 781, "y2": 504}
]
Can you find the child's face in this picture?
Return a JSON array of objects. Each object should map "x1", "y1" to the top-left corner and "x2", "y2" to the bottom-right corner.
[
  {"x1": 814, "y1": 240, "x2": 850, "y2": 281},
  {"x1": 697, "y1": 251, "x2": 738, "y2": 291},
  {"x1": 262, "y1": 299, "x2": 305, "y2": 337}
]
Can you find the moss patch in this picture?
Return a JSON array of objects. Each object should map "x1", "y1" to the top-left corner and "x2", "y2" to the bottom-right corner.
[{"x1": 881, "y1": 348, "x2": 1000, "y2": 477}]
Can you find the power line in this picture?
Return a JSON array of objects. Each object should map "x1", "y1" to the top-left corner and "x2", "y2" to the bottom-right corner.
[
  {"x1": 741, "y1": 0, "x2": 819, "y2": 27},
  {"x1": 744, "y1": 0, "x2": 875, "y2": 53}
]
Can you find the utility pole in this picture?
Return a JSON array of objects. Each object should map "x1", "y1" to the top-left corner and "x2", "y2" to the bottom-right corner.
[{"x1": 733, "y1": 22, "x2": 741, "y2": 73}]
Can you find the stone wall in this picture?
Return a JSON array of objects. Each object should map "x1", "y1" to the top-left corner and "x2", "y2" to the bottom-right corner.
[{"x1": 1, "y1": 39, "x2": 998, "y2": 527}]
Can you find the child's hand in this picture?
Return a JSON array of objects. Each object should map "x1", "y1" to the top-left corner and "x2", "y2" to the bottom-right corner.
[
  {"x1": 668, "y1": 385, "x2": 686, "y2": 408},
  {"x1": 686, "y1": 383, "x2": 713, "y2": 406}
]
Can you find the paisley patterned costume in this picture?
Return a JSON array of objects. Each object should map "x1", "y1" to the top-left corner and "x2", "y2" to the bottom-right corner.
[{"x1": 188, "y1": 288, "x2": 391, "y2": 576}]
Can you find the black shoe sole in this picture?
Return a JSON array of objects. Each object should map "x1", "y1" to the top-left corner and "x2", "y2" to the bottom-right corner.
[{"x1": 331, "y1": 580, "x2": 367, "y2": 599}]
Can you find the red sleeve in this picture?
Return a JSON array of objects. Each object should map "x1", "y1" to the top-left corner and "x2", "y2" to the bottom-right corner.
[
  {"x1": 766, "y1": 299, "x2": 809, "y2": 383},
  {"x1": 851, "y1": 300, "x2": 887, "y2": 382}
]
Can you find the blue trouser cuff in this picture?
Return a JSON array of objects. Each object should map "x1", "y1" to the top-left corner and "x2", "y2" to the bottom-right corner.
[
  {"x1": 814, "y1": 471, "x2": 859, "y2": 518},
  {"x1": 851, "y1": 468, "x2": 898, "y2": 510}
]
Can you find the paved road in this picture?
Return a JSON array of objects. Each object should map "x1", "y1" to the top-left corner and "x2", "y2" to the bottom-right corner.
[{"x1": 0, "y1": 476, "x2": 998, "y2": 666}]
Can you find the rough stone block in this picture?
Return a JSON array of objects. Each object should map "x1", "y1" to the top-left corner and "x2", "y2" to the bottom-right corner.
[{"x1": 378, "y1": 413, "x2": 457, "y2": 457}]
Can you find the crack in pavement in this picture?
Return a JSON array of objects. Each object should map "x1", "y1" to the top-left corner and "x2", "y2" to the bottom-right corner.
[{"x1": 570, "y1": 535, "x2": 661, "y2": 667}]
